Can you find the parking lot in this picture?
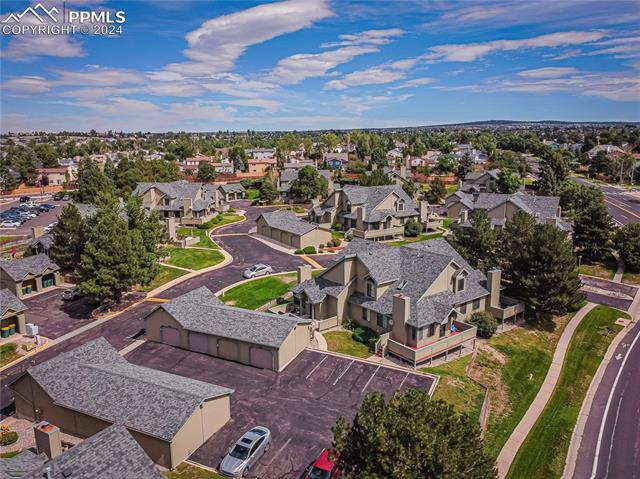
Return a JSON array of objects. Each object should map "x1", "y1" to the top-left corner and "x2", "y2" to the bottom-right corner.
[
  {"x1": 126, "y1": 343, "x2": 435, "y2": 478},
  {"x1": 581, "y1": 276, "x2": 638, "y2": 312},
  {"x1": 0, "y1": 197, "x2": 66, "y2": 236},
  {"x1": 22, "y1": 289, "x2": 96, "y2": 340}
]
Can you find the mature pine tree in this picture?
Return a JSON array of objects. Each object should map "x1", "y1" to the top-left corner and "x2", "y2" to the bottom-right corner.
[
  {"x1": 76, "y1": 201, "x2": 135, "y2": 303},
  {"x1": 402, "y1": 178, "x2": 417, "y2": 198},
  {"x1": 50, "y1": 204, "x2": 85, "y2": 271},
  {"x1": 614, "y1": 223, "x2": 640, "y2": 272},
  {"x1": 498, "y1": 210, "x2": 537, "y2": 275},
  {"x1": 537, "y1": 164, "x2": 558, "y2": 196},
  {"x1": 332, "y1": 390, "x2": 497, "y2": 479},
  {"x1": 125, "y1": 196, "x2": 163, "y2": 287},
  {"x1": 449, "y1": 210, "x2": 498, "y2": 271},
  {"x1": 559, "y1": 182, "x2": 613, "y2": 261},
  {"x1": 259, "y1": 176, "x2": 279, "y2": 203},
  {"x1": 76, "y1": 158, "x2": 116, "y2": 204},
  {"x1": 457, "y1": 152, "x2": 474, "y2": 179},
  {"x1": 426, "y1": 177, "x2": 446, "y2": 203},
  {"x1": 506, "y1": 223, "x2": 584, "y2": 317}
]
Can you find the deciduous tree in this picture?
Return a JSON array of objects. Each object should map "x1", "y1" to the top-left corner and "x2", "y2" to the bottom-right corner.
[{"x1": 290, "y1": 166, "x2": 328, "y2": 201}]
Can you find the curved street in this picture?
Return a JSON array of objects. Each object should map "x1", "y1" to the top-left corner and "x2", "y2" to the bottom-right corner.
[{"x1": 1, "y1": 201, "x2": 336, "y2": 414}]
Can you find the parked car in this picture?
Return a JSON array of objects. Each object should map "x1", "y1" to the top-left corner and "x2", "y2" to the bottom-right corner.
[
  {"x1": 62, "y1": 287, "x2": 83, "y2": 301},
  {"x1": 41, "y1": 203, "x2": 56, "y2": 210},
  {"x1": 302, "y1": 449, "x2": 342, "y2": 479},
  {"x1": 61, "y1": 195, "x2": 70, "y2": 201},
  {"x1": 242, "y1": 264, "x2": 273, "y2": 279},
  {"x1": 23, "y1": 201, "x2": 38, "y2": 208},
  {"x1": 19, "y1": 196, "x2": 31, "y2": 203},
  {"x1": 44, "y1": 223, "x2": 56, "y2": 233},
  {"x1": 220, "y1": 426, "x2": 271, "y2": 477},
  {"x1": 0, "y1": 220, "x2": 20, "y2": 228}
]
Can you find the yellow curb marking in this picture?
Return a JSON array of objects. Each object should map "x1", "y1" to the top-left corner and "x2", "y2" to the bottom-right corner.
[{"x1": 301, "y1": 255, "x2": 323, "y2": 269}]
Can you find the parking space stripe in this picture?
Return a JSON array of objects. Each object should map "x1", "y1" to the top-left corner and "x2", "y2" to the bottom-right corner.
[
  {"x1": 264, "y1": 437, "x2": 292, "y2": 467},
  {"x1": 332, "y1": 360, "x2": 354, "y2": 386},
  {"x1": 361, "y1": 365, "x2": 381, "y2": 393},
  {"x1": 305, "y1": 356, "x2": 327, "y2": 379},
  {"x1": 398, "y1": 372, "x2": 410, "y2": 390}
]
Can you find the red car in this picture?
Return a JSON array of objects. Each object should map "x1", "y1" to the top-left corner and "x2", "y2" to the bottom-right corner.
[{"x1": 303, "y1": 448, "x2": 342, "y2": 479}]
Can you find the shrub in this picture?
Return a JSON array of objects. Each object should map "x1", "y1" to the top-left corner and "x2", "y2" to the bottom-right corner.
[
  {"x1": 469, "y1": 311, "x2": 498, "y2": 338},
  {"x1": 342, "y1": 318, "x2": 355, "y2": 330},
  {"x1": 0, "y1": 343, "x2": 17, "y2": 362},
  {"x1": 319, "y1": 244, "x2": 325, "y2": 249},
  {"x1": 404, "y1": 220, "x2": 424, "y2": 237},
  {"x1": 228, "y1": 207, "x2": 236, "y2": 213},
  {"x1": 352, "y1": 326, "x2": 380, "y2": 351},
  {"x1": 332, "y1": 238, "x2": 342, "y2": 247},
  {"x1": 0, "y1": 432, "x2": 18, "y2": 446},
  {"x1": 294, "y1": 249, "x2": 304, "y2": 254},
  {"x1": 303, "y1": 246, "x2": 317, "y2": 254},
  {"x1": 331, "y1": 223, "x2": 342, "y2": 231}
]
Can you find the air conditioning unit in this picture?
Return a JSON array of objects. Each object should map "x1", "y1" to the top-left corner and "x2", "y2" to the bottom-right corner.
[{"x1": 26, "y1": 323, "x2": 39, "y2": 337}]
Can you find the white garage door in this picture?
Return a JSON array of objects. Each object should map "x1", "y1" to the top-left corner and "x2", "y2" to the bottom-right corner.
[
  {"x1": 189, "y1": 332, "x2": 209, "y2": 354},
  {"x1": 161, "y1": 327, "x2": 180, "y2": 347},
  {"x1": 250, "y1": 347, "x2": 274, "y2": 370}
]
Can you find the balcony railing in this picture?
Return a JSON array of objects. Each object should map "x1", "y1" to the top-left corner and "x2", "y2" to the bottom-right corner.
[
  {"x1": 387, "y1": 321, "x2": 477, "y2": 367},
  {"x1": 489, "y1": 295, "x2": 525, "y2": 320}
]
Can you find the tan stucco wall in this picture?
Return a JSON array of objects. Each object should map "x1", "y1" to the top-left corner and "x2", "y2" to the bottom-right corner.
[{"x1": 276, "y1": 324, "x2": 311, "y2": 371}]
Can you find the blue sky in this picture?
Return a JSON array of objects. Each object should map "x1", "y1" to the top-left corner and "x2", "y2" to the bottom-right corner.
[{"x1": 1, "y1": 0, "x2": 639, "y2": 132}]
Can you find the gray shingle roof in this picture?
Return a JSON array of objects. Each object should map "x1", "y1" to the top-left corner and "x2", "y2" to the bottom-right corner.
[
  {"x1": 259, "y1": 211, "x2": 319, "y2": 235},
  {"x1": 291, "y1": 277, "x2": 349, "y2": 304},
  {"x1": 133, "y1": 180, "x2": 203, "y2": 200},
  {"x1": 20, "y1": 425, "x2": 164, "y2": 479},
  {"x1": 218, "y1": 183, "x2": 246, "y2": 194},
  {"x1": 29, "y1": 234, "x2": 54, "y2": 250},
  {"x1": 298, "y1": 238, "x2": 489, "y2": 328},
  {"x1": 0, "y1": 288, "x2": 28, "y2": 317},
  {"x1": 464, "y1": 168, "x2": 500, "y2": 182},
  {"x1": 157, "y1": 287, "x2": 310, "y2": 348},
  {"x1": 0, "y1": 450, "x2": 47, "y2": 479},
  {"x1": 23, "y1": 338, "x2": 233, "y2": 442},
  {"x1": 340, "y1": 185, "x2": 419, "y2": 222},
  {"x1": 0, "y1": 254, "x2": 59, "y2": 282}
]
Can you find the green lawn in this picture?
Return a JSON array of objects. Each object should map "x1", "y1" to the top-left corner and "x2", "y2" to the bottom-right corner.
[
  {"x1": 139, "y1": 265, "x2": 187, "y2": 292},
  {"x1": 578, "y1": 256, "x2": 618, "y2": 280},
  {"x1": 331, "y1": 230, "x2": 345, "y2": 240},
  {"x1": 446, "y1": 184, "x2": 459, "y2": 194},
  {"x1": 507, "y1": 306, "x2": 628, "y2": 479},
  {"x1": 386, "y1": 232, "x2": 443, "y2": 246},
  {"x1": 0, "y1": 343, "x2": 21, "y2": 368},
  {"x1": 165, "y1": 463, "x2": 225, "y2": 479},
  {"x1": 246, "y1": 188, "x2": 260, "y2": 200},
  {"x1": 177, "y1": 227, "x2": 217, "y2": 249},
  {"x1": 324, "y1": 331, "x2": 371, "y2": 358},
  {"x1": 210, "y1": 213, "x2": 244, "y2": 230},
  {"x1": 0, "y1": 451, "x2": 20, "y2": 458},
  {"x1": 164, "y1": 248, "x2": 224, "y2": 271},
  {"x1": 622, "y1": 269, "x2": 640, "y2": 285},
  {"x1": 442, "y1": 218, "x2": 456, "y2": 229},
  {"x1": 222, "y1": 273, "x2": 297, "y2": 310},
  {"x1": 424, "y1": 355, "x2": 485, "y2": 423}
]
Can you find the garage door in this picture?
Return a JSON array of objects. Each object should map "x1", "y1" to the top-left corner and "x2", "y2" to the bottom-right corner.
[
  {"x1": 218, "y1": 340, "x2": 240, "y2": 362},
  {"x1": 189, "y1": 332, "x2": 209, "y2": 354},
  {"x1": 161, "y1": 327, "x2": 180, "y2": 347},
  {"x1": 250, "y1": 347, "x2": 274, "y2": 370}
]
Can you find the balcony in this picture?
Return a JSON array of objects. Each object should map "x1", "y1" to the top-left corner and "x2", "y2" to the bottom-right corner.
[
  {"x1": 386, "y1": 321, "x2": 477, "y2": 367},
  {"x1": 489, "y1": 295, "x2": 525, "y2": 321},
  {"x1": 353, "y1": 225, "x2": 405, "y2": 240}
]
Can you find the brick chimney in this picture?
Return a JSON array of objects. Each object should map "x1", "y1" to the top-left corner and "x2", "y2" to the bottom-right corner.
[
  {"x1": 392, "y1": 293, "x2": 411, "y2": 344},
  {"x1": 297, "y1": 264, "x2": 312, "y2": 284},
  {"x1": 356, "y1": 206, "x2": 365, "y2": 229},
  {"x1": 419, "y1": 201, "x2": 429, "y2": 222},
  {"x1": 182, "y1": 197, "x2": 192, "y2": 215},
  {"x1": 487, "y1": 268, "x2": 501, "y2": 309}
]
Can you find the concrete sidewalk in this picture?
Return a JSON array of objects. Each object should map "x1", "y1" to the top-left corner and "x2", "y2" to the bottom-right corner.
[{"x1": 496, "y1": 302, "x2": 597, "y2": 478}]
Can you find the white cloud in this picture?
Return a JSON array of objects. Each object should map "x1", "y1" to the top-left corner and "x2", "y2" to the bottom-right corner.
[
  {"x1": 517, "y1": 67, "x2": 578, "y2": 78},
  {"x1": 325, "y1": 66, "x2": 407, "y2": 90},
  {"x1": 320, "y1": 28, "x2": 404, "y2": 48},
  {"x1": 338, "y1": 93, "x2": 413, "y2": 114},
  {"x1": 389, "y1": 77, "x2": 435, "y2": 89},
  {"x1": 165, "y1": 0, "x2": 334, "y2": 75},
  {"x1": 263, "y1": 46, "x2": 379, "y2": 84},
  {"x1": 424, "y1": 30, "x2": 606, "y2": 62}
]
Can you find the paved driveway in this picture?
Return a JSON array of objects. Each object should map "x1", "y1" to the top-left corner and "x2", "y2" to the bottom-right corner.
[
  {"x1": 126, "y1": 344, "x2": 434, "y2": 479},
  {"x1": 580, "y1": 276, "x2": 638, "y2": 312},
  {"x1": 22, "y1": 289, "x2": 95, "y2": 339}
]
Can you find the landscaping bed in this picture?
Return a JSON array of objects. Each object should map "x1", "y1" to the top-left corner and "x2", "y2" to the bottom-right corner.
[
  {"x1": 221, "y1": 273, "x2": 297, "y2": 310},
  {"x1": 138, "y1": 265, "x2": 187, "y2": 292},
  {"x1": 177, "y1": 227, "x2": 217, "y2": 249},
  {"x1": 386, "y1": 232, "x2": 443, "y2": 246},
  {"x1": 622, "y1": 269, "x2": 640, "y2": 285},
  {"x1": 163, "y1": 247, "x2": 224, "y2": 271},
  {"x1": 507, "y1": 306, "x2": 628, "y2": 479},
  {"x1": 165, "y1": 463, "x2": 225, "y2": 479},
  {"x1": 0, "y1": 343, "x2": 22, "y2": 368},
  {"x1": 578, "y1": 255, "x2": 617, "y2": 280}
]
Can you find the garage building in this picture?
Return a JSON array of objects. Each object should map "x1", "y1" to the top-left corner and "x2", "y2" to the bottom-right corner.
[
  {"x1": 10, "y1": 338, "x2": 234, "y2": 470},
  {"x1": 256, "y1": 211, "x2": 332, "y2": 250},
  {"x1": 145, "y1": 286, "x2": 312, "y2": 372},
  {"x1": 1, "y1": 288, "x2": 28, "y2": 334},
  {"x1": 0, "y1": 254, "x2": 61, "y2": 298}
]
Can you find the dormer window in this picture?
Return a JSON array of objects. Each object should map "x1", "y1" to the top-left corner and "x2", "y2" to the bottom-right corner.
[
  {"x1": 396, "y1": 200, "x2": 405, "y2": 211},
  {"x1": 346, "y1": 201, "x2": 352, "y2": 213},
  {"x1": 366, "y1": 278, "x2": 376, "y2": 298},
  {"x1": 457, "y1": 277, "x2": 465, "y2": 292}
]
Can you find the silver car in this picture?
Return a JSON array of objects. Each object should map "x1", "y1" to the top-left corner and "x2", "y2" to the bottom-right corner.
[
  {"x1": 242, "y1": 264, "x2": 272, "y2": 279},
  {"x1": 220, "y1": 426, "x2": 271, "y2": 477}
]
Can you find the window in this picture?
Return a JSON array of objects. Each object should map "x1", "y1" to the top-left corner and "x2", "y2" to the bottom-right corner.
[
  {"x1": 377, "y1": 314, "x2": 391, "y2": 329},
  {"x1": 362, "y1": 307, "x2": 370, "y2": 322},
  {"x1": 428, "y1": 323, "x2": 436, "y2": 337},
  {"x1": 397, "y1": 200, "x2": 405, "y2": 211},
  {"x1": 457, "y1": 277, "x2": 465, "y2": 292},
  {"x1": 366, "y1": 279, "x2": 376, "y2": 298},
  {"x1": 460, "y1": 303, "x2": 468, "y2": 314},
  {"x1": 473, "y1": 298, "x2": 481, "y2": 310}
]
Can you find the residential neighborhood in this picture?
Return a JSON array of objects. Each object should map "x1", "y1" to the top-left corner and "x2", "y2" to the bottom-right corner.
[{"x1": 1, "y1": 1, "x2": 639, "y2": 478}]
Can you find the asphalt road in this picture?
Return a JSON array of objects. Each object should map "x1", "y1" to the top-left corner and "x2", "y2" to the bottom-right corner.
[
  {"x1": 573, "y1": 318, "x2": 640, "y2": 479},
  {"x1": 572, "y1": 177, "x2": 640, "y2": 225}
]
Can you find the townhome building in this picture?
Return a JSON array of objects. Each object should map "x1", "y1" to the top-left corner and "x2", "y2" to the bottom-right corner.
[
  {"x1": 279, "y1": 167, "x2": 333, "y2": 202},
  {"x1": 460, "y1": 168, "x2": 502, "y2": 192},
  {"x1": 445, "y1": 190, "x2": 572, "y2": 231},
  {"x1": 133, "y1": 180, "x2": 222, "y2": 226},
  {"x1": 292, "y1": 238, "x2": 524, "y2": 367},
  {"x1": 323, "y1": 152, "x2": 349, "y2": 169},
  {"x1": 308, "y1": 185, "x2": 435, "y2": 241}
]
